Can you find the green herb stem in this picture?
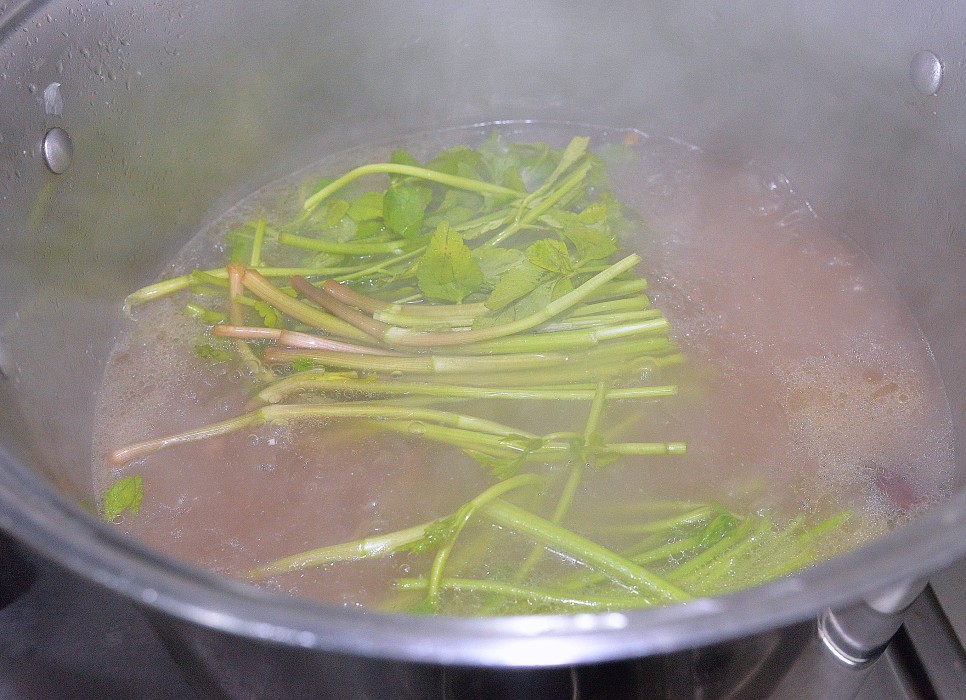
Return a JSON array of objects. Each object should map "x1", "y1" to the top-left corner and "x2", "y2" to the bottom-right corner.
[
  {"x1": 482, "y1": 500, "x2": 691, "y2": 602},
  {"x1": 596, "y1": 505, "x2": 715, "y2": 537},
  {"x1": 303, "y1": 163, "x2": 520, "y2": 213},
  {"x1": 250, "y1": 520, "x2": 436, "y2": 579},
  {"x1": 262, "y1": 342, "x2": 647, "y2": 377},
  {"x1": 379, "y1": 421, "x2": 535, "y2": 459},
  {"x1": 371, "y1": 310, "x2": 479, "y2": 330},
  {"x1": 667, "y1": 515, "x2": 759, "y2": 584},
  {"x1": 250, "y1": 218, "x2": 267, "y2": 268},
  {"x1": 292, "y1": 276, "x2": 394, "y2": 339},
  {"x1": 570, "y1": 296, "x2": 650, "y2": 318},
  {"x1": 107, "y1": 410, "x2": 265, "y2": 466},
  {"x1": 256, "y1": 372, "x2": 678, "y2": 405},
  {"x1": 597, "y1": 442, "x2": 687, "y2": 456},
  {"x1": 487, "y1": 160, "x2": 593, "y2": 246},
  {"x1": 395, "y1": 577, "x2": 649, "y2": 612},
  {"x1": 380, "y1": 254, "x2": 642, "y2": 347},
  {"x1": 239, "y1": 268, "x2": 372, "y2": 342},
  {"x1": 537, "y1": 311, "x2": 664, "y2": 333},
  {"x1": 108, "y1": 403, "x2": 538, "y2": 466},
  {"x1": 277, "y1": 231, "x2": 407, "y2": 256},
  {"x1": 211, "y1": 325, "x2": 400, "y2": 357},
  {"x1": 185, "y1": 303, "x2": 228, "y2": 325},
  {"x1": 422, "y1": 352, "x2": 673, "y2": 388},
  {"x1": 320, "y1": 280, "x2": 392, "y2": 313},
  {"x1": 585, "y1": 278, "x2": 649, "y2": 302},
  {"x1": 424, "y1": 474, "x2": 544, "y2": 610},
  {"x1": 452, "y1": 321, "x2": 671, "y2": 356},
  {"x1": 123, "y1": 264, "x2": 382, "y2": 312}
]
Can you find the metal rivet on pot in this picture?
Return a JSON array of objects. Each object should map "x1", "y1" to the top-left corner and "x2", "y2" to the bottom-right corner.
[
  {"x1": 910, "y1": 50, "x2": 943, "y2": 96},
  {"x1": 41, "y1": 127, "x2": 73, "y2": 174}
]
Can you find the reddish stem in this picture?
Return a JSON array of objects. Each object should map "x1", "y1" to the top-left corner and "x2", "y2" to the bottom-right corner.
[
  {"x1": 321, "y1": 280, "x2": 391, "y2": 313},
  {"x1": 291, "y1": 276, "x2": 392, "y2": 340}
]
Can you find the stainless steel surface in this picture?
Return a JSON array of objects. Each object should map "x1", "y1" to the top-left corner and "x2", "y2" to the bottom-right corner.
[
  {"x1": 0, "y1": 1, "x2": 964, "y2": 697},
  {"x1": 931, "y1": 556, "x2": 966, "y2": 647},
  {"x1": 902, "y1": 586, "x2": 966, "y2": 698},
  {"x1": 0, "y1": 548, "x2": 960, "y2": 698}
]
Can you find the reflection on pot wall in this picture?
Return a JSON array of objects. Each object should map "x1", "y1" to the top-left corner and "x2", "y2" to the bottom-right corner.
[{"x1": 0, "y1": 4, "x2": 963, "y2": 697}]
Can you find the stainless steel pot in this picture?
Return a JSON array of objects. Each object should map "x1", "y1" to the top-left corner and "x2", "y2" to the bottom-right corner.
[{"x1": 0, "y1": 2, "x2": 963, "y2": 698}]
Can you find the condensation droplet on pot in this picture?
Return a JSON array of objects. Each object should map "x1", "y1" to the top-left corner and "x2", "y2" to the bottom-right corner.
[
  {"x1": 0, "y1": 338, "x2": 10, "y2": 381},
  {"x1": 43, "y1": 81, "x2": 63, "y2": 116},
  {"x1": 41, "y1": 127, "x2": 73, "y2": 174},
  {"x1": 910, "y1": 50, "x2": 942, "y2": 96}
]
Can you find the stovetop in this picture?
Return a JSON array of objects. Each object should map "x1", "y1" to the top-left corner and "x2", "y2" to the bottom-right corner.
[{"x1": 0, "y1": 537, "x2": 961, "y2": 700}]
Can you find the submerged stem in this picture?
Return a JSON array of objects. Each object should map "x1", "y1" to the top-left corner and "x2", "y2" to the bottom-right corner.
[
  {"x1": 255, "y1": 372, "x2": 678, "y2": 405},
  {"x1": 395, "y1": 577, "x2": 650, "y2": 612},
  {"x1": 425, "y1": 474, "x2": 544, "y2": 610},
  {"x1": 482, "y1": 500, "x2": 691, "y2": 602},
  {"x1": 107, "y1": 403, "x2": 536, "y2": 466}
]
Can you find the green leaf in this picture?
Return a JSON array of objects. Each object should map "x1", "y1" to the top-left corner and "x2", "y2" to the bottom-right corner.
[
  {"x1": 425, "y1": 146, "x2": 484, "y2": 179},
  {"x1": 185, "y1": 303, "x2": 228, "y2": 325},
  {"x1": 559, "y1": 223, "x2": 617, "y2": 263},
  {"x1": 508, "y1": 141, "x2": 554, "y2": 191},
  {"x1": 577, "y1": 202, "x2": 608, "y2": 225},
  {"x1": 534, "y1": 136, "x2": 589, "y2": 196},
  {"x1": 597, "y1": 142, "x2": 641, "y2": 167},
  {"x1": 473, "y1": 247, "x2": 523, "y2": 288},
  {"x1": 428, "y1": 189, "x2": 484, "y2": 226},
  {"x1": 416, "y1": 223, "x2": 484, "y2": 303},
  {"x1": 195, "y1": 344, "x2": 233, "y2": 363},
  {"x1": 324, "y1": 199, "x2": 351, "y2": 227},
  {"x1": 383, "y1": 184, "x2": 431, "y2": 240},
  {"x1": 103, "y1": 475, "x2": 144, "y2": 521},
  {"x1": 308, "y1": 176, "x2": 336, "y2": 197},
  {"x1": 479, "y1": 277, "x2": 554, "y2": 328},
  {"x1": 476, "y1": 132, "x2": 526, "y2": 191},
  {"x1": 501, "y1": 167, "x2": 527, "y2": 193},
  {"x1": 390, "y1": 149, "x2": 421, "y2": 168},
  {"x1": 253, "y1": 300, "x2": 281, "y2": 328},
  {"x1": 291, "y1": 358, "x2": 316, "y2": 372},
  {"x1": 301, "y1": 209, "x2": 359, "y2": 243},
  {"x1": 484, "y1": 261, "x2": 549, "y2": 311},
  {"x1": 599, "y1": 193, "x2": 644, "y2": 240},
  {"x1": 388, "y1": 149, "x2": 422, "y2": 185},
  {"x1": 540, "y1": 206, "x2": 618, "y2": 264},
  {"x1": 526, "y1": 239, "x2": 573, "y2": 275},
  {"x1": 459, "y1": 215, "x2": 510, "y2": 241},
  {"x1": 189, "y1": 269, "x2": 230, "y2": 290},
  {"x1": 347, "y1": 192, "x2": 385, "y2": 222}
]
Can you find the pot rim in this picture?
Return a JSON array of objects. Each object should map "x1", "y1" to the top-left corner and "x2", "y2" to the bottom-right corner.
[{"x1": 0, "y1": 445, "x2": 962, "y2": 667}]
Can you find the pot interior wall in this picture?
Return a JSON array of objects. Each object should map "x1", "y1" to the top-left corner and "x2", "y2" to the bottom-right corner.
[{"x1": 0, "y1": 0, "x2": 963, "y2": 573}]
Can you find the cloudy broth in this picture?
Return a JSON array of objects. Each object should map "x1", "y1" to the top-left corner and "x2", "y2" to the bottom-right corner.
[{"x1": 92, "y1": 123, "x2": 955, "y2": 612}]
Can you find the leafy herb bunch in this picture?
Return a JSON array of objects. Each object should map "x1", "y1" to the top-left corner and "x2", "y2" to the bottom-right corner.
[{"x1": 103, "y1": 133, "x2": 848, "y2": 615}]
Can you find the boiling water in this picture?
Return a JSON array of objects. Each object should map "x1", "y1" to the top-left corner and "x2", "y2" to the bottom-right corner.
[{"x1": 91, "y1": 123, "x2": 955, "y2": 609}]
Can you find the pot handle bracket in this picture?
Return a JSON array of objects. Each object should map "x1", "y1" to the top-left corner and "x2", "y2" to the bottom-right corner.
[{"x1": 770, "y1": 576, "x2": 927, "y2": 700}]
